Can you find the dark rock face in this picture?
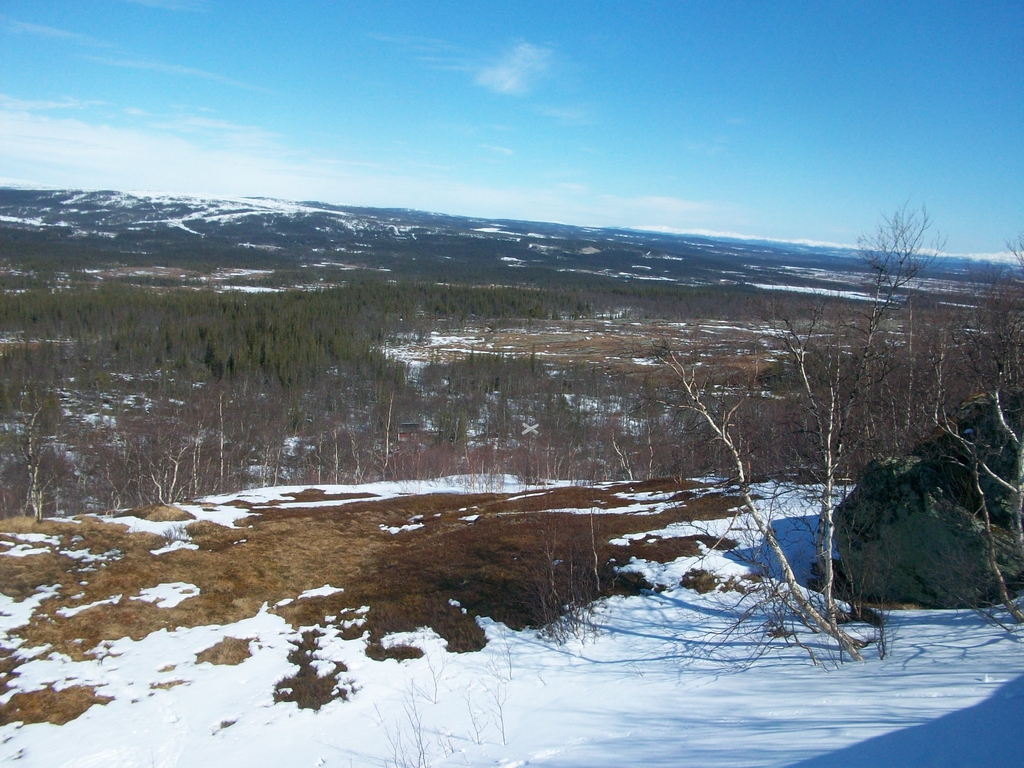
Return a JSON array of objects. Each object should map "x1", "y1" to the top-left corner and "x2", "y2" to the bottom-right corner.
[
  {"x1": 836, "y1": 391, "x2": 1024, "y2": 608},
  {"x1": 954, "y1": 389, "x2": 1024, "y2": 529}
]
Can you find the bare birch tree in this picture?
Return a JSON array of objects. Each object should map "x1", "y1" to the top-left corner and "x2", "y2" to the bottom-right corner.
[
  {"x1": 658, "y1": 205, "x2": 938, "y2": 661},
  {"x1": 661, "y1": 346, "x2": 867, "y2": 660},
  {"x1": 21, "y1": 395, "x2": 59, "y2": 522},
  {"x1": 769, "y1": 203, "x2": 938, "y2": 629}
]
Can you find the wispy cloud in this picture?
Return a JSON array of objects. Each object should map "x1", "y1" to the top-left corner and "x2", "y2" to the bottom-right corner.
[
  {"x1": 0, "y1": 103, "x2": 734, "y2": 237},
  {"x1": 147, "y1": 113, "x2": 281, "y2": 150},
  {"x1": 476, "y1": 43, "x2": 552, "y2": 95},
  {"x1": 601, "y1": 194, "x2": 722, "y2": 220},
  {"x1": 121, "y1": 0, "x2": 209, "y2": 10},
  {"x1": 480, "y1": 144, "x2": 513, "y2": 156},
  {"x1": 534, "y1": 105, "x2": 590, "y2": 125},
  {"x1": 84, "y1": 56, "x2": 269, "y2": 92},
  {"x1": 3, "y1": 18, "x2": 110, "y2": 47},
  {"x1": 371, "y1": 35, "x2": 556, "y2": 95},
  {"x1": 0, "y1": 94, "x2": 105, "y2": 111},
  {"x1": 368, "y1": 33, "x2": 471, "y2": 74}
]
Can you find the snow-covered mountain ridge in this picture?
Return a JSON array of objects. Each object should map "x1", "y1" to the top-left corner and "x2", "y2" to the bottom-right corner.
[{"x1": 0, "y1": 187, "x2": 904, "y2": 292}]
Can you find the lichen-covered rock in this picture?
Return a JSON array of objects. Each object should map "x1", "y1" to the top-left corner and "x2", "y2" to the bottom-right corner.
[
  {"x1": 954, "y1": 389, "x2": 1024, "y2": 529},
  {"x1": 836, "y1": 390, "x2": 1024, "y2": 608}
]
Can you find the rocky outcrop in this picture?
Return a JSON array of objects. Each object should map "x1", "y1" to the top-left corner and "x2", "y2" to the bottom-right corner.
[{"x1": 835, "y1": 390, "x2": 1024, "y2": 608}]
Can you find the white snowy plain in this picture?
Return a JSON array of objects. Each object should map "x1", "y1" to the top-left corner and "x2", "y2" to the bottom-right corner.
[{"x1": 0, "y1": 479, "x2": 1021, "y2": 768}]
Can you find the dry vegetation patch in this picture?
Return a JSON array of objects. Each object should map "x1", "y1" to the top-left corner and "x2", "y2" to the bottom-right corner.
[
  {"x1": 625, "y1": 534, "x2": 737, "y2": 563},
  {"x1": 0, "y1": 479, "x2": 746, "y2": 706},
  {"x1": 273, "y1": 629, "x2": 349, "y2": 710},
  {"x1": 196, "y1": 636, "x2": 253, "y2": 666},
  {"x1": 133, "y1": 505, "x2": 196, "y2": 522},
  {"x1": 0, "y1": 685, "x2": 112, "y2": 726},
  {"x1": 680, "y1": 568, "x2": 757, "y2": 595},
  {"x1": 399, "y1": 318, "x2": 767, "y2": 374}
]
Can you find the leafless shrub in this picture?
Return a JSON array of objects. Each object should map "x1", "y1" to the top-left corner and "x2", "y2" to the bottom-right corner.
[
  {"x1": 460, "y1": 687, "x2": 489, "y2": 745},
  {"x1": 381, "y1": 687, "x2": 431, "y2": 768}
]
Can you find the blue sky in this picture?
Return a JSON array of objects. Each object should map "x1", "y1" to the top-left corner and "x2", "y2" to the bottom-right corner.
[{"x1": 0, "y1": 1, "x2": 1020, "y2": 253}]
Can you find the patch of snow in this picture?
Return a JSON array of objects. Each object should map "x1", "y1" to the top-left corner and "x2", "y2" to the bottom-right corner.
[
  {"x1": 379, "y1": 522, "x2": 425, "y2": 535},
  {"x1": 0, "y1": 585, "x2": 60, "y2": 636},
  {"x1": 12, "y1": 533, "x2": 62, "y2": 547},
  {"x1": 131, "y1": 583, "x2": 200, "y2": 609},
  {"x1": 0, "y1": 544, "x2": 51, "y2": 558},
  {"x1": 56, "y1": 594, "x2": 122, "y2": 618},
  {"x1": 60, "y1": 547, "x2": 122, "y2": 563},
  {"x1": 150, "y1": 540, "x2": 200, "y2": 556},
  {"x1": 217, "y1": 285, "x2": 282, "y2": 294},
  {"x1": 297, "y1": 585, "x2": 343, "y2": 600},
  {"x1": 751, "y1": 283, "x2": 875, "y2": 301}
]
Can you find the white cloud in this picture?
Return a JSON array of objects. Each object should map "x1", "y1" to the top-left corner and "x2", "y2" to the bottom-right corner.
[
  {"x1": 146, "y1": 114, "x2": 281, "y2": 147},
  {"x1": 3, "y1": 18, "x2": 109, "y2": 47},
  {"x1": 476, "y1": 43, "x2": 552, "y2": 95},
  {"x1": 0, "y1": 94, "x2": 104, "y2": 111},
  {"x1": 479, "y1": 144, "x2": 513, "y2": 156},
  {"x1": 582, "y1": 195, "x2": 731, "y2": 232},
  {"x1": 634, "y1": 225, "x2": 857, "y2": 250},
  {"x1": 83, "y1": 55, "x2": 267, "y2": 92},
  {"x1": 534, "y1": 105, "x2": 589, "y2": 124},
  {"x1": 0, "y1": 103, "x2": 732, "y2": 236}
]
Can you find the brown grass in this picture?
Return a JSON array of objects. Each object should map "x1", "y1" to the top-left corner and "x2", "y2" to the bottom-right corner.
[
  {"x1": 680, "y1": 568, "x2": 721, "y2": 594},
  {"x1": 0, "y1": 685, "x2": 112, "y2": 726},
  {"x1": 392, "y1": 318, "x2": 767, "y2": 374},
  {"x1": 273, "y1": 630, "x2": 349, "y2": 710},
  {"x1": 132, "y1": 505, "x2": 196, "y2": 522},
  {"x1": 0, "y1": 478, "x2": 746, "y2": 697},
  {"x1": 625, "y1": 534, "x2": 738, "y2": 563},
  {"x1": 196, "y1": 637, "x2": 253, "y2": 666},
  {"x1": 365, "y1": 642, "x2": 424, "y2": 662},
  {"x1": 680, "y1": 568, "x2": 755, "y2": 595}
]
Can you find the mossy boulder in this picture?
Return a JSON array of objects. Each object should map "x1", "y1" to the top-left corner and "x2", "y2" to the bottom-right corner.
[
  {"x1": 953, "y1": 389, "x2": 1024, "y2": 528},
  {"x1": 836, "y1": 390, "x2": 1024, "y2": 608}
]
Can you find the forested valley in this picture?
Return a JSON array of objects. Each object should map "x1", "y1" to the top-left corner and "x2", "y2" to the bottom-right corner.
[{"x1": 0, "y1": 253, "x2": 1010, "y2": 525}]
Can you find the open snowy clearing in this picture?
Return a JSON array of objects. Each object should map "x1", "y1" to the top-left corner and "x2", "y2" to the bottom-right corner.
[
  {"x1": 382, "y1": 319, "x2": 773, "y2": 373},
  {"x1": 0, "y1": 478, "x2": 1021, "y2": 767}
]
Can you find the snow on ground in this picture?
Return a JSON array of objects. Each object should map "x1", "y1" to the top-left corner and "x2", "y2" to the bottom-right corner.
[
  {"x1": 55, "y1": 594, "x2": 123, "y2": 618},
  {"x1": 1, "y1": 480, "x2": 1023, "y2": 767},
  {"x1": 297, "y1": 585, "x2": 344, "y2": 601},
  {"x1": 750, "y1": 283, "x2": 875, "y2": 302},
  {"x1": 196, "y1": 475, "x2": 564, "y2": 512},
  {"x1": 150, "y1": 540, "x2": 199, "y2": 556},
  {"x1": 131, "y1": 583, "x2": 200, "y2": 609}
]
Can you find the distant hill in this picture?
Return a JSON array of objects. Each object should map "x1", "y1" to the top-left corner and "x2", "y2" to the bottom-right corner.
[{"x1": 0, "y1": 186, "x2": 928, "y2": 294}]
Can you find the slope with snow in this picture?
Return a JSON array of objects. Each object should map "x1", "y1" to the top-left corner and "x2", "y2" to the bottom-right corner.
[{"x1": 0, "y1": 479, "x2": 1021, "y2": 767}]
